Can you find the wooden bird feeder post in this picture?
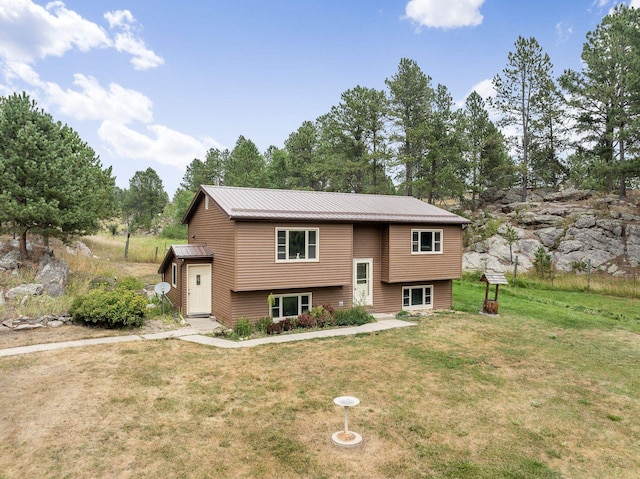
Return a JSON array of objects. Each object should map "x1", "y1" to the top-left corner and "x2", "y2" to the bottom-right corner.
[{"x1": 480, "y1": 273, "x2": 509, "y2": 314}]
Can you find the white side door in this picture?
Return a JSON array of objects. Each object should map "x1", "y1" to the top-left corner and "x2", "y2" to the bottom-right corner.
[
  {"x1": 187, "y1": 264, "x2": 211, "y2": 316},
  {"x1": 353, "y1": 258, "x2": 373, "y2": 306}
]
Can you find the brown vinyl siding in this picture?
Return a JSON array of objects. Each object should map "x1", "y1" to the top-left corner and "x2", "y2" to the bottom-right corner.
[
  {"x1": 187, "y1": 196, "x2": 236, "y2": 323},
  {"x1": 234, "y1": 222, "x2": 352, "y2": 292},
  {"x1": 353, "y1": 225, "x2": 383, "y2": 310},
  {"x1": 230, "y1": 286, "x2": 349, "y2": 327},
  {"x1": 376, "y1": 280, "x2": 452, "y2": 313},
  {"x1": 383, "y1": 224, "x2": 463, "y2": 283}
]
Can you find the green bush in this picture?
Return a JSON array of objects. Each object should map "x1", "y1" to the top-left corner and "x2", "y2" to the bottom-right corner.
[
  {"x1": 70, "y1": 289, "x2": 147, "y2": 328},
  {"x1": 233, "y1": 317, "x2": 253, "y2": 337},
  {"x1": 116, "y1": 276, "x2": 144, "y2": 291},
  {"x1": 255, "y1": 317, "x2": 273, "y2": 333},
  {"x1": 333, "y1": 306, "x2": 374, "y2": 326},
  {"x1": 160, "y1": 223, "x2": 188, "y2": 239}
]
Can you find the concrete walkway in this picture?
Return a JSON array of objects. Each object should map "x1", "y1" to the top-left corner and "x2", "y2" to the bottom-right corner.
[{"x1": 0, "y1": 315, "x2": 416, "y2": 357}]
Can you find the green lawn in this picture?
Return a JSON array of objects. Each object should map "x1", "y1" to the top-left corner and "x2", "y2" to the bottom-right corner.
[{"x1": 0, "y1": 278, "x2": 638, "y2": 478}]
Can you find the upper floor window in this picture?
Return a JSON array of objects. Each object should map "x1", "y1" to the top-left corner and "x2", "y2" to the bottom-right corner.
[
  {"x1": 411, "y1": 229, "x2": 442, "y2": 254},
  {"x1": 276, "y1": 228, "x2": 318, "y2": 262}
]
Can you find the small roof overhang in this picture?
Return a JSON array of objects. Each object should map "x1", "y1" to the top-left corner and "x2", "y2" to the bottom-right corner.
[
  {"x1": 480, "y1": 272, "x2": 509, "y2": 285},
  {"x1": 158, "y1": 244, "x2": 213, "y2": 274}
]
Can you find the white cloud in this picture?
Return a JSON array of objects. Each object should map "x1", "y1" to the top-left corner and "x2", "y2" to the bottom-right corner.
[
  {"x1": 0, "y1": 0, "x2": 110, "y2": 63},
  {"x1": 45, "y1": 74, "x2": 154, "y2": 124},
  {"x1": 104, "y1": 9, "x2": 164, "y2": 70},
  {"x1": 630, "y1": 0, "x2": 640, "y2": 8},
  {"x1": 0, "y1": 1, "x2": 163, "y2": 70},
  {"x1": 555, "y1": 21, "x2": 573, "y2": 43},
  {"x1": 405, "y1": 0, "x2": 485, "y2": 29},
  {"x1": 98, "y1": 121, "x2": 209, "y2": 169}
]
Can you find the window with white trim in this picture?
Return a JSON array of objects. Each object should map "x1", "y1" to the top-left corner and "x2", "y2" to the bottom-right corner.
[
  {"x1": 276, "y1": 228, "x2": 318, "y2": 261},
  {"x1": 411, "y1": 229, "x2": 442, "y2": 254},
  {"x1": 402, "y1": 285, "x2": 433, "y2": 309},
  {"x1": 270, "y1": 293, "x2": 312, "y2": 320},
  {"x1": 171, "y1": 263, "x2": 178, "y2": 287}
]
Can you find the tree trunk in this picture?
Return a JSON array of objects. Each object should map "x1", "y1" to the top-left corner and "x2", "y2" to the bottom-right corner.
[
  {"x1": 19, "y1": 230, "x2": 28, "y2": 259},
  {"x1": 619, "y1": 135, "x2": 627, "y2": 199}
]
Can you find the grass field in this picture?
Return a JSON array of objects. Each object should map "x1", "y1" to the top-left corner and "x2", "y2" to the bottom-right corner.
[{"x1": 1, "y1": 278, "x2": 638, "y2": 478}]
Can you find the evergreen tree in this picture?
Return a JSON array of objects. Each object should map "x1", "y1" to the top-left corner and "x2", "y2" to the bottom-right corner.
[
  {"x1": 317, "y1": 85, "x2": 391, "y2": 193},
  {"x1": 181, "y1": 147, "x2": 228, "y2": 191},
  {"x1": 386, "y1": 58, "x2": 434, "y2": 197},
  {"x1": 560, "y1": 4, "x2": 640, "y2": 197},
  {"x1": 491, "y1": 36, "x2": 555, "y2": 201},
  {"x1": 0, "y1": 92, "x2": 115, "y2": 257},
  {"x1": 224, "y1": 136, "x2": 266, "y2": 187},
  {"x1": 125, "y1": 167, "x2": 168, "y2": 231},
  {"x1": 415, "y1": 84, "x2": 464, "y2": 204},
  {"x1": 285, "y1": 121, "x2": 324, "y2": 190}
]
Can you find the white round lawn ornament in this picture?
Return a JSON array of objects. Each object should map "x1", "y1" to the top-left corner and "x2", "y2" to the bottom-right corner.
[{"x1": 331, "y1": 396, "x2": 363, "y2": 447}]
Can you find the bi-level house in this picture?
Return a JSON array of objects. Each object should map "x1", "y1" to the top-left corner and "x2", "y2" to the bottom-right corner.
[{"x1": 158, "y1": 186, "x2": 470, "y2": 327}]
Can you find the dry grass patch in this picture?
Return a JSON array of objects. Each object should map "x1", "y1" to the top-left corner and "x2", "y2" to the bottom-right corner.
[{"x1": 1, "y1": 310, "x2": 639, "y2": 478}]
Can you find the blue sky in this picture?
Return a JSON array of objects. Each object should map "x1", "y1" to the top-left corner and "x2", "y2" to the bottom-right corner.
[{"x1": 0, "y1": 0, "x2": 634, "y2": 196}]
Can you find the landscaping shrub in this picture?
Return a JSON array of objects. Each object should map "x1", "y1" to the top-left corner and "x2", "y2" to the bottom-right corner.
[
  {"x1": 234, "y1": 318, "x2": 253, "y2": 337},
  {"x1": 333, "y1": 305, "x2": 374, "y2": 326},
  {"x1": 266, "y1": 321, "x2": 283, "y2": 335},
  {"x1": 296, "y1": 312, "x2": 315, "y2": 329},
  {"x1": 116, "y1": 276, "x2": 144, "y2": 291},
  {"x1": 70, "y1": 289, "x2": 147, "y2": 328},
  {"x1": 280, "y1": 318, "x2": 295, "y2": 331},
  {"x1": 311, "y1": 305, "x2": 333, "y2": 327},
  {"x1": 255, "y1": 317, "x2": 273, "y2": 333}
]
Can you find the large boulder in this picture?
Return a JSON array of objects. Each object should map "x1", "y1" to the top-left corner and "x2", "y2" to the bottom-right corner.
[
  {"x1": 66, "y1": 241, "x2": 92, "y2": 257},
  {"x1": 535, "y1": 227, "x2": 564, "y2": 248},
  {"x1": 543, "y1": 188, "x2": 595, "y2": 202},
  {"x1": 626, "y1": 224, "x2": 640, "y2": 266},
  {"x1": 36, "y1": 253, "x2": 69, "y2": 298},
  {"x1": 6, "y1": 283, "x2": 44, "y2": 299},
  {"x1": 0, "y1": 250, "x2": 21, "y2": 270}
]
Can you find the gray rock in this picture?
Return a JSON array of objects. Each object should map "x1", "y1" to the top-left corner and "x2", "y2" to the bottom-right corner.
[
  {"x1": 557, "y1": 240, "x2": 584, "y2": 254},
  {"x1": 518, "y1": 213, "x2": 564, "y2": 228},
  {"x1": 569, "y1": 228, "x2": 625, "y2": 257},
  {"x1": 0, "y1": 290, "x2": 4, "y2": 306},
  {"x1": 66, "y1": 241, "x2": 92, "y2": 257},
  {"x1": 535, "y1": 227, "x2": 564, "y2": 248},
  {"x1": 574, "y1": 214, "x2": 596, "y2": 229},
  {"x1": 0, "y1": 250, "x2": 21, "y2": 270},
  {"x1": 6, "y1": 283, "x2": 44, "y2": 299},
  {"x1": 48, "y1": 320, "x2": 64, "y2": 328},
  {"x1": 543, "y1": 188, "x2": 594, "y2": 202},
  {"x1": 463, "y1": 252, "x2": 506, "y2": 273},
  {"x1": 35, "y1": 254, "x2": 69, "y2": 298},
  {"x1": 516, "y1": 238, "x2": 544, "y2": 258},
  {"x1": 498, "y1": 224, "x2": 527, "y2": 239},
  {"x1": 626, "y1": 224, "x2": 640, "y2": 266},
  {"x1": 595, "y1": 219, "x2": 623, "y2": 236},
  {"x1": 14, "y1": 323, "x2": 44, "y2": 331}
]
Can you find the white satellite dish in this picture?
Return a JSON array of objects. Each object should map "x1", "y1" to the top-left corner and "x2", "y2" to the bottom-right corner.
[{"x1": 154, "y1": 282, "x2": 171, "y2": 295}]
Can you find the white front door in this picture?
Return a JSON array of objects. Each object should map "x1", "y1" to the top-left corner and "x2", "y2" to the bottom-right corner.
[
  {"x1": 353, "y1": 258, "x2": 373, "y2": 306},
  {"x1": 187, "y1": 264, "x2": 211, "y2": 316}
]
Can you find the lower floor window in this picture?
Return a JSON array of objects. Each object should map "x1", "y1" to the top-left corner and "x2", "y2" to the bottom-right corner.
[
  {"x1": 402, "y1": 285, "x2": 433, "y2": 309},
  {"x1": 270, "y1": 292, "x2": 311, "y2": 320}
]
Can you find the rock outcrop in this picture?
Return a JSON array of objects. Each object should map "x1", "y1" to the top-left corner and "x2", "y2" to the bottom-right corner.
[{"x1": 465, "y1": 189, "x2": 640, "y2": 275}]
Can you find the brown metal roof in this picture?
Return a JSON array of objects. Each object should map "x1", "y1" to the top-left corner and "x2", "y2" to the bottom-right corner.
[
  {"x1": 199, "y1": 186, "x2": 470, "y2": 224},
  {"x1": 158, "y1": 244, "x2": 213, "y2": 274}
]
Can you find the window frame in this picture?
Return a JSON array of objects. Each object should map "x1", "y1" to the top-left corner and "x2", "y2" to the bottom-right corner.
[
  {"x1": 402, "y1": 285, "x2": 433, "y2": 310},
  {"x1": 411, "y1": 229, "x2": 443, "y2": 254},
  {"x1": 171, "y1": 263, "x2": 178, "y2": 287},
  {"x1": 275, "y1": 228, "x2": 319, "y2": 263},
  {"x1": 270, "y1": 292, "x2": 312, "y2": 320}
]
